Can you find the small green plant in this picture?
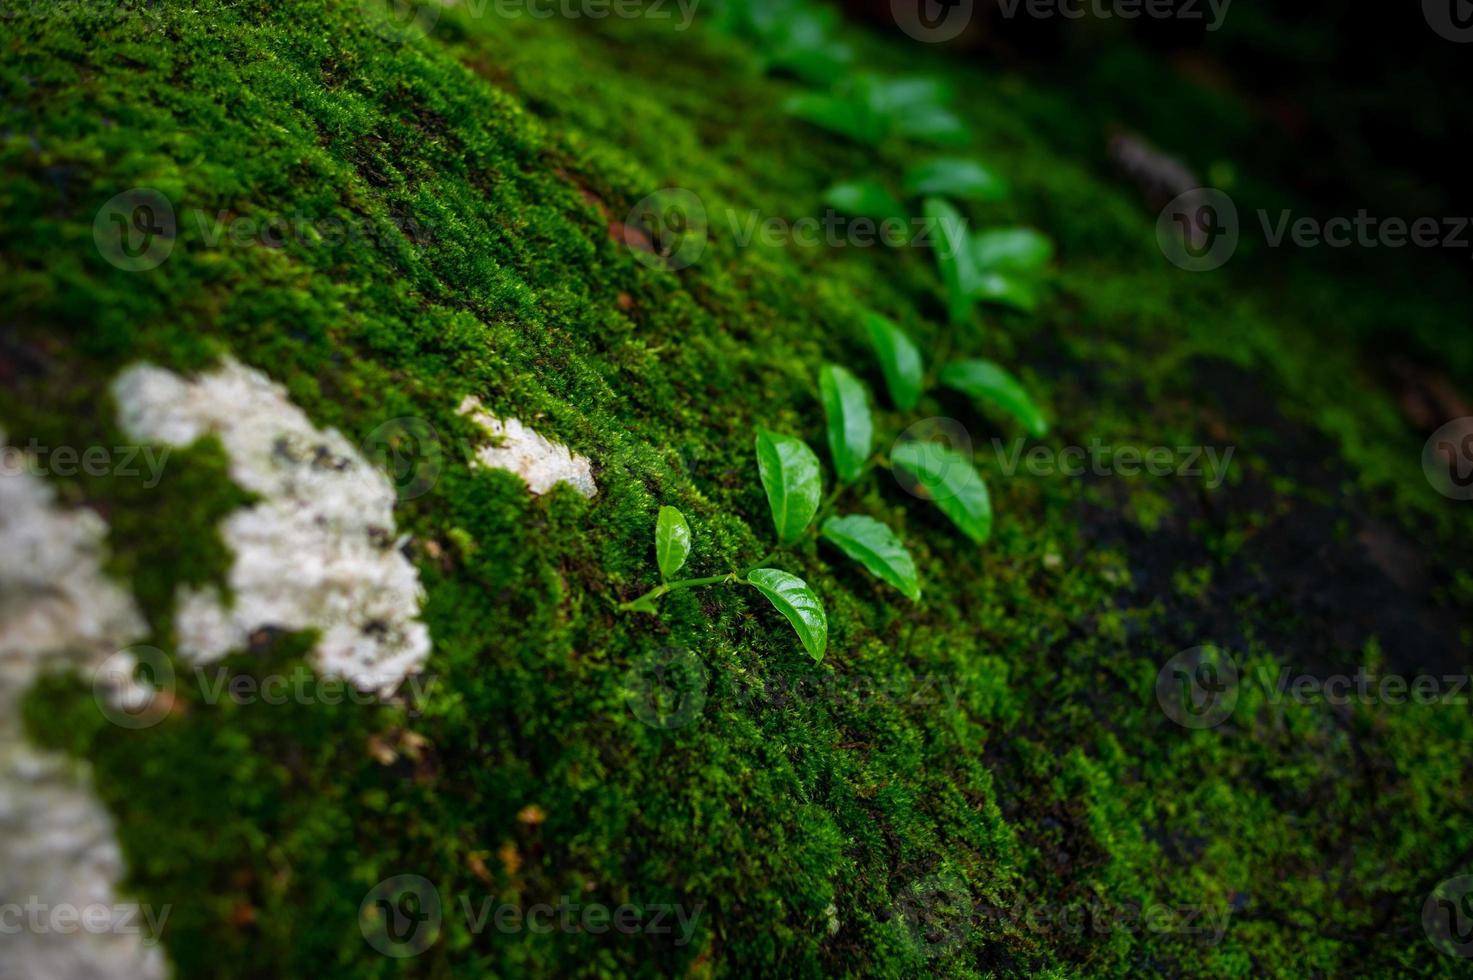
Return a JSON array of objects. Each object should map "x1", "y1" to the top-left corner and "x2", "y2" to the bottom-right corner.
[
  {"x1": 925, "y1": 196, "x2": 1055, "y2": 319},
  {"x1": 786, "y1": 75, "x2": 968, "y2": 148},
  {"x1": 708, "y1": 0, "x2": 852, "y2": 85},
  {"x1": 823, "y1": 157, "x2": 1009, "y2": 226}
]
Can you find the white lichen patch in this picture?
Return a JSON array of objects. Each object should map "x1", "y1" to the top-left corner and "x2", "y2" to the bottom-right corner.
[
  {"x1": 0, "y1": 431, "x2": 168, "y2": 980},
  {"x1": 111, "y1": 358, "x2": 430, "y2": 695},
  {"x1": 457, "y1": 396, "x2": 596, "y2": 498}
]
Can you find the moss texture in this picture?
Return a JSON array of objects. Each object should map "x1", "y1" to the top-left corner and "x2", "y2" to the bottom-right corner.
[{"x1": 3, "y1": 1, "x2": 1472, "y2": 976}]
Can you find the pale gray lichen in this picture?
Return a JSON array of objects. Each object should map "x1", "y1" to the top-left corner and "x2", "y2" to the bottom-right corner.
[
  {"x1": 0, "y1": 431, "x2": 168, "y2": 980},
  {"x1": 111, "y1": 358, "x2": 431, "y2": 695},
  {"x1": 457, "y1": 396, "x2": 596, "y2": 498}
]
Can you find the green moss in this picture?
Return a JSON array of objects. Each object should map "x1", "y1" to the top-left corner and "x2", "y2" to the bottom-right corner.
[{"x1": 3, "y1": 1, "x2": 1472, "y2": 976}]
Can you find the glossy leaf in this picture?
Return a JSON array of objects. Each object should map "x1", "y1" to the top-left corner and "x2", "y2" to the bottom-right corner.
[
  {"x1": 971, "y1": 227, "x2": 1054, "y2": 275},
  {"x1": 970, "y1": 272, "x2": 1040, "y2": 313},
  {"x1": 938, "y1": 360, "x2": 1048, "y2": 437},
  {"x1": 755, "y1": 428, "x2": 822, "y2": 544},
  {"x1": 870, "y1": 77, "x2": 968, "y2": 146},
  {"x1": 823, "y1": 179, "x2": 906, "y2": 224},
  {"x1": 902, "y1": 158, "x2": 1009, "y2": 202},
  {"x1": 891, "y1": 440, "x2": 993, "y2": 544},
  {"x1": 818, "y1": 364, "x2": 873, "y2": 484},
  {"x1": 821, "y1": 514, "x2": 920, "y2": 600},
  {"x1": 655, "y1": 505, "x2": 691, "y2": 579},
  {"x1": 863, "y1": 311, "x2": 924, "y2": 411},
  {"x1": 922, "y1": 197, "x2": 977, "y2": 326},
  {"x1": 747, "y1": 567, "x2": 828, "y2": 660}
]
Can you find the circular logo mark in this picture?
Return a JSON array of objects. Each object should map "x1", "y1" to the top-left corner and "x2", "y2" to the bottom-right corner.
[
  {"x1": 623, "y1": 646, "x2": 708, "y2": 729},
  {"x1": 1424, "y1": 875, "x2": 1473, "y2": 957},
  {"x1": 358, "y1": 0, "x2": 440, "y2": 42},
  {"x1": 92, "y1": 645, "x2": 176, "y2": 730},
  {"x1": 1156, "y1": 188, "x2": 1238, "y2": 272},
  {"x1": 1422, "y1": 418, "x2": 1473, "y2": 501},
  {"x1": 361, "y1": 417, "x2": 443, "y2": 501},
  {"x1": 892, "y1": 0, "x2": 975, "y2": 43},
  {"x1": 93, "y1": 188, "x2": 175, "y2": 272},
  {"x1": 1156, "y1": 645, "x2": 1239, "y2": 729},
  {"x1": 623, "y1": 188, "x2": 708, "y2": 271},
  {"x1": 890, "y1": 417, "x2": 973, "y2": 502},
  {"x1": 1424, "y1": 0, "x2": 1473, "y2": 42},
  {"x1": 892, "y1": 871, "x2": 973, "y2": 958},
  {"x1": 360, "y1": 874, "x2": 442, "y2": 958}
]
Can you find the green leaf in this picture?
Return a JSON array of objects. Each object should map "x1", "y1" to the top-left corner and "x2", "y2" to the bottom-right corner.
[
  {"x1": 747, "y1": 568, "x2": 828, "y2": 660},
  {"x1": 969, "y1": 272, "x2": 1040, "y2": 313},
  {"x1": 762, "y1": 7, "x2": 853, "y2": 84},
  {"x1": 818, "y1": 364, "x2": 873, "y2": 484},
  {"x1": 891, "y1": 441, "x2": 993, "y2": 544},
  {"x1": 868, "y1": 78, "x2": 968, "y2": 146},
  {"x1": 784, "y1": 91, "x2": 885, "y2": 146},
  {"x1": 821, "y1": 515, "x2": 920, "y2": 600},
  {"x1": 755, "y1": 428, "x2": 822, "y2": 544},
  {"x1": 823, "y1": 179, "x2": 906, "y2": 224},
  {"x1": 863, "y1": 311, "x2": 924, "y2": 411},
  {"x1": 938, "y1": 360, "x2": 1049, "y2": 437},
  {"x1": 655, "y1": 505, "x2": 691, "y2": 579},
  {"x1": 971, "y1": 227, "x2": 1054, "y2": 275},
  {"x1": 892, "y1": 104, "x2": 969, "y2": 146},
  {"x1": 902, "y1": 158, "x2": 1009, "y2": 202},
  {"x1": 922, "y1": 197, "x2": 978, "y2": 327}
]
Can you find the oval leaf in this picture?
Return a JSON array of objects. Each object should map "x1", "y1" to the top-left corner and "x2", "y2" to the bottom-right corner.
[
  {"x1": 747, "y1": 568, "x2": 828, "y2": 660},
  {"x1": 938, "y1": 359, "x2": 1049, "y2": 437},
  {"x1": 755, "y1": 428, "x2": 822, "y2": 544},
  {"x1": 655, "y1": 505, "x2": 691, "y2": 579},
  {"x1": 902, "y1": 158, "x2": 1009, "y2": 202},
  {"x1": 863, "y1": 311, "x2": 924, "y2": 411},
  {"x1": 971, "y1": 227, "x2": 1053, "y2": 275},
  {"x1": 891, "y1": 441, "x2": 993, "y2": 544},
  {"x1": 821, "y1": 514, "x2": 920, "y2": 601},
  {"x1": 922, "y1": 197, "x2": 978, "y2": 327},
  {"x1": 824, "y1": 180, "x2": 905, "y2": 224},
  {"x1": 818, "y1": 364, "x2": 874, "y2": 484}
]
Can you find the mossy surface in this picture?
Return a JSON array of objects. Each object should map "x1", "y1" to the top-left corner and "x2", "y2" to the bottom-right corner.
[{"x1": 3, "y1": 2, "x2": 1472, "y2": 976}]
